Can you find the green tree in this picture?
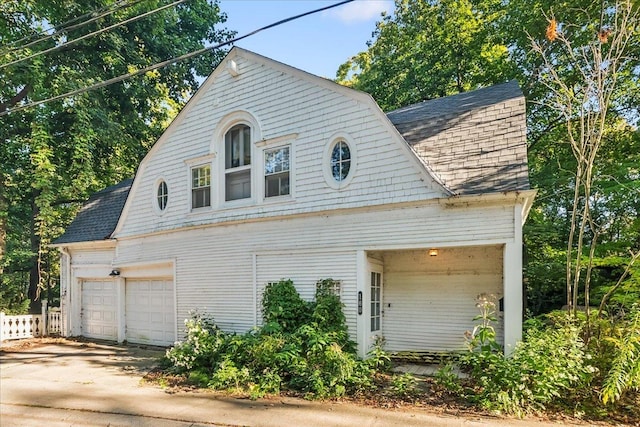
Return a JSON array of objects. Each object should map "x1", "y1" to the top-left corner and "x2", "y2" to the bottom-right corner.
[
  {"x1": 336, "y1": 0, "x2": 516, "y2": 111},
  {"x1": 528, "y1": 1, "x2": 639, "y2": 317},
  {"x1": 0, "y1": 0, "x2": 233, "y2": 311},
  {"x1": 338, "y1": 0, "x2": 639, "y2": 315}
]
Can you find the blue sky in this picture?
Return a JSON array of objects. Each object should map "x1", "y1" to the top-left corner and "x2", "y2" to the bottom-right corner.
[{"x1": 219, "y1": 0, "x2": 394, "y2": 79}]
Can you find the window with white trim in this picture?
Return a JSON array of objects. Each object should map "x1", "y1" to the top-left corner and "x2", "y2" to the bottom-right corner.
[
  {"x1": 264, "y1": 145, "x2": 290, "y2": 198},
  {"x1": 191, "y1": 165, "x2": 211, "y2": 209},
  {"x1": 225, "y1": 124, "x2": 251, "y2": 201},
  {"x1": 157, "y1": 180, "x2": 168, "y2": 211},
  {"x1": 331, "y1": 140, "x2": 351, "y2": 182}
]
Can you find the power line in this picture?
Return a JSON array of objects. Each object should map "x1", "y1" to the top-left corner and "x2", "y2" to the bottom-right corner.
[
  {"x1": 0, "y1": 0, "x2": 187, "y2": 70},
  {"x1": 0, "y1": 0, "x2": 354, "y2": 117},
  {"x1": 0, "y1": 0, "x2": 133, "y2": 53},
  {"x1": 0, "y1": 0, "x2": 146, "y2": 56}
]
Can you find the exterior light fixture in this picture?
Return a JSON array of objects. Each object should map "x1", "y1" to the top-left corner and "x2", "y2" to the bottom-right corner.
[
  {"x1": 428, "y1": 248, "x2": 439, "y2": 257},
  {"x1": 109, "y1": 269, "x2": 120, "y2": 277}
]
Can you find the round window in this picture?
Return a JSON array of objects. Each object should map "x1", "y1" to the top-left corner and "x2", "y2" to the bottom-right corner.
[
  {"x1": 330, "y1": 140, "x2": 351, "y2": 182},
  {"x1": 157, "y1": 180, "x2": 168, "y2": 211}
]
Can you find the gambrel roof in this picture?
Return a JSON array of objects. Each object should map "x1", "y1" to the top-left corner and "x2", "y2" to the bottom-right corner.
[
  {"x1": 387, "y1": 81, "x2": 529, "y2": 195},
  {"x1": 53, "y1": 179, "x2": 132, "y2": 244},
  {"x1": 53, "y1": 50, "x2": 530, "y2": 245}
]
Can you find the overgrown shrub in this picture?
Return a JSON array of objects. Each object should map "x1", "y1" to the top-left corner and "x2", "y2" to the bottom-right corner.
[
  {"x1": 366, "y1": 336, "x2": 391, "y2": 371},
  {"x1": 457, "y1": 296, "x2": 596, "y2": 417},
  {"x1": 165, "y1": 278, "x2": 373, "y2": 399},
  {"x1": 164, "y1": 310, "x2": 225, "y2": 372},
  {"x1": 262, "y1": 279, "x2": 311, "y2": 334}
]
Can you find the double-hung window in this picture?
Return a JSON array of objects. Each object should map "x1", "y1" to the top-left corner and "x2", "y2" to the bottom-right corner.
[
  {"x1": 225, "y1": 124, "x2": 251, "y2": 201},
  {"x1": 191, "y1": 165, "x2": 211, "y2": 209},
  {"x1": 264, "y1": 145, "x2": 290, "y2": 198}
]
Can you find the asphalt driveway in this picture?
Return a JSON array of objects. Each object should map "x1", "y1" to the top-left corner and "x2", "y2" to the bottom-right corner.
[{"x1": 0, "y1": 339, "x2": 602, "y2": 426}]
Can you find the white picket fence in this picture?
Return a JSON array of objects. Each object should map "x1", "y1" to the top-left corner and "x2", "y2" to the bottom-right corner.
[{"x1": 0, "y1": 300, "x2": 61, "y2": 342}]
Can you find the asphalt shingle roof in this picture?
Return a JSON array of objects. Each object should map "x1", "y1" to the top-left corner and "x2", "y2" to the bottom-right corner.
[
  {"x1": 387, "y1": 80, "x2": 530, "y2": 195},
  {"x1": 53, "y1": 179, "x2": 132, "y2": 245}
]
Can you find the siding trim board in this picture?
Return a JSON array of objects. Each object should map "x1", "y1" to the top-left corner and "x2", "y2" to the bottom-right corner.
[{"x1": 112, "y1": 191, "x2": 532, "y2": 244}]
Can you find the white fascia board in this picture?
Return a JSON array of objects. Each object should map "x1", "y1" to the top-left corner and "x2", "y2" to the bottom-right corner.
[
  {"x1": 49, "y1": 239, "x2": 117, "y2": 249},
  {"x1": 440, "y1": 189, "x2": 537, "y2": 211}
]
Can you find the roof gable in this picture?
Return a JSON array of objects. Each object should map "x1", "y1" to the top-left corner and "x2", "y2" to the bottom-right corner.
[
  {"x1": 111, "y1": 47, "x2": 450, "y2": 237},
  {"x1": 387, "y1": 81, "x2": 529, "y2": 195}
]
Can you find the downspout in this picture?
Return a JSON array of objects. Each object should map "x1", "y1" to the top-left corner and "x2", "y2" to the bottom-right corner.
[{"x1": 59, "y1": 246, "x2": 71, "y2": 337}]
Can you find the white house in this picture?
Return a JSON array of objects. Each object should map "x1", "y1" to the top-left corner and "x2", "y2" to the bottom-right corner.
[{"x1": 52, "y1": 47, "x2": 535, "y2": 357}]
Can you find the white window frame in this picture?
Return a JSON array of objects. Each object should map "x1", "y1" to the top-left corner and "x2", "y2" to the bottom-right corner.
[
  {"x1": 224, "y1": 124, "x2": 252, "y2": 202},
  {"x1": 153, "y1": 177, "x2": 169, "y2": 215},
  {"x1": 157, "y1": 179, "x2": 168, "y2": 212},
  {"x1": 264, "y1": 145, "x2": 291, "y2": 199},
  {"x1": 191, "y1": 164, "x2": 211, "y2": 210},
  {"x1": 213, "y1": 111, "x2": 262, "y2": 208},
  {"x1": 184, "y1": 153, "x2": 216, "y2": 213},
  {"x1": 323, "y1": 132, "x2": 357, "y2": 190},
  {"x1": 370, "y1": 270, "x2": 382, "y2": 333},
  {"x1": 256, "y1": 133, "x2": 297, "y2": 204}
]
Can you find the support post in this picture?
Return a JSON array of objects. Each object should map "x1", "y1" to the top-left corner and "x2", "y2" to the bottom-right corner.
[
  {"x1": 503, "y1": 204, "x2": 524, "y2": 356},
  {"x1": 116, "y1": 277, "x2": 126, "y2": 343}
]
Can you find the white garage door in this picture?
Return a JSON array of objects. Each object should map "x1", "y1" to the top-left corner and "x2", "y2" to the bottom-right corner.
[
  {"x1": 81, "y1": 280, "x2": 117, "y2": 341},
  {"x1": 125, "y1": 279, "x2": 175, "y2": 346}
]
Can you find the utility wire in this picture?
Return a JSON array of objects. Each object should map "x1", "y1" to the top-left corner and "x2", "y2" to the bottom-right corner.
[
  {"x1": 0, "y1": 0, "x2": 354, "y2": 117},
  {"x1": 0, "y1": 0, "x2": 146, "y2": 56},
  {"x1": 1, "y1": 0, "x2": 133, "y2": 53},
  {"x1": 0, "y1": 0, "x2": 186, "y2": 70}
]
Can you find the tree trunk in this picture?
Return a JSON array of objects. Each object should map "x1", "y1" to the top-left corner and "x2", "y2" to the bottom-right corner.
[
  {"x1": 28, "y1": 194, "x2": 41, "y2": 313},
  {"x1": 0, "y1": 175, "x2": 6, "y2": 285}
]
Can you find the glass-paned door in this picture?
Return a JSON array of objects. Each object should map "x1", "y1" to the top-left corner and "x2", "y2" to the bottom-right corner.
[{"x1": 370, "y1": 271, "x2": 382, "y2": 333}]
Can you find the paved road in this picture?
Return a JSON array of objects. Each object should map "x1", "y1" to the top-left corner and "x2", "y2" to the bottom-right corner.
[{"x1": 0, "y1": 339, "x2": 599, "y2": 426}]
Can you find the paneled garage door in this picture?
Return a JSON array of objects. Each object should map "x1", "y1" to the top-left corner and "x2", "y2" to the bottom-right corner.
[
  {"x1": 81, "y1": 280, "x2": 117, "y2": 341},
  {"x1": 125, "y1": 279, "x2": 175, "y2": 346}
]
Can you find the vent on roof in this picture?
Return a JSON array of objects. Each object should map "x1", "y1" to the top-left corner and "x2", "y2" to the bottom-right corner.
[{"x1": 227, "y1": 59, "x2": 239, "y2": 77}]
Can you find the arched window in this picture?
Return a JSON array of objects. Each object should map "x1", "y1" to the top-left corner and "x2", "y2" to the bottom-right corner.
[{"x1": 224, "y1": 124, "x2": 252, "y2": 201}]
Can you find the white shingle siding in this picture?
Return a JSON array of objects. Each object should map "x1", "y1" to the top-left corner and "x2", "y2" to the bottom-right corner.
[
  {"x1": 256, "y1": 252, "x2": 357, "y2": 336},
  {"x1": 381, "y1": 246, "x2": 504, "y2": 352},
  {"x1": 113, "y1": 202, "x2": 514, "y2": 339},
  {"x1": 69, "y1": 247, "x2": 114, "y2": 265},
  {"x1": 117, "y1": 51, "x2": 443, "y2": 238}
]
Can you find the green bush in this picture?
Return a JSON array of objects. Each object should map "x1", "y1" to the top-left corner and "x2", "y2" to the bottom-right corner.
[
  {"x1": 289, "y1": 324, "x2": 372, "y2": 398},
  {"x1": 164, "y1": 310, "x2": 225, "y2": 372},
  {"x1": 366, "y1": 336, "x2": 391, "y2": 371},
  {"x1": 165, "y1": 278, "x2": 373, "y2": 399},
  {"x1": 460, "y1": 299, "x2": 596, "y2": 416},
  {"x1": 262, "y1": 279, "x2": 310, "y2": 334},
  {"x1": 434, "y1": 362, "x2": 462, "y2": 395},
  {"x1": 600, "y1": 304, "x2": 640, "y2": 405}
]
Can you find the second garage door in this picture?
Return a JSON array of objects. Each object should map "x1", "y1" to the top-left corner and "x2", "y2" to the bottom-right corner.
[{"x1": 125, "y1": 279, "x2": 175, "y2": 346}]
